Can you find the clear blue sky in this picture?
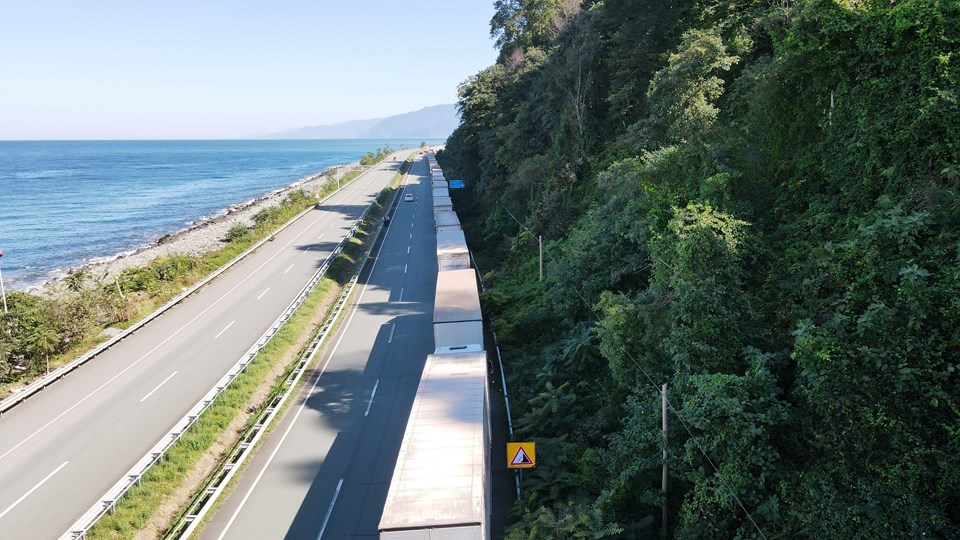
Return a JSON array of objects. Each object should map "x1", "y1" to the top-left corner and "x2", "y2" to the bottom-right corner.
[{"x1": 0, "y1": 1, "x2": 498, "y2": 140}]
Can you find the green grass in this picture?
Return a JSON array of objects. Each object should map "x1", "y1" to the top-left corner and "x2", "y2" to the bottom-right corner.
[{"x1": 84, "y1": 154, "x2": 413, "y2": 539}]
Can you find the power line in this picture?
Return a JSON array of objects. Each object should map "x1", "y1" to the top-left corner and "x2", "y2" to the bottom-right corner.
[{"x1": 497, "y1": 204, "x2": 769, "y2": 540}]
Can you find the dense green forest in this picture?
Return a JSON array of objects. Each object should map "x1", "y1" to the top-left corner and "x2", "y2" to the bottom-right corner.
[{"x1": 438, "y1": 0, "x2": 959, "y2": 537}]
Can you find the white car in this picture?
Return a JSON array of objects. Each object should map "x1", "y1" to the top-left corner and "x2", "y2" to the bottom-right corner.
[{"x1": 404, "y1": 193, "x2": 414, "y2": 202}]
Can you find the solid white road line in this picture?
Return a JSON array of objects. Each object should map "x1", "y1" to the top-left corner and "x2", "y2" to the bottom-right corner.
[
  {"x1": 140, "y1": 371, "x2": 178, "y2": 403},
  {"x1": 387, "y1": 323, "x2": 396, "y2": 344},
  {"x1": 364, "y1": 380, "x2": 380, "y2": 417},
  {"x1": 284, "y1": 263, "x2": 295, "y2": 274},
  {"x1": 256, "y1": 287, "x2": 270, "y2": 300},
  {"x1": 317, "y1": 478, "x2": 344, "y2": 540},
  {"x1": 214, "y1": 320, "x2": 236, "y2": 339},
  {"x1": 0, "y1": 461, "x2": 68, "y2": 520}
]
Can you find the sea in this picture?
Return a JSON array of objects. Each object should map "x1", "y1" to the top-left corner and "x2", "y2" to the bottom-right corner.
[{"x1": 0, "y1": 139, "x2": 443, "y2": 290}]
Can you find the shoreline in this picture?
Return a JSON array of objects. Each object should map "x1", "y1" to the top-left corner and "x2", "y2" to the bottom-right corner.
[{"x1": 29, "y1": 162, "x2": 359, "y2": 296}]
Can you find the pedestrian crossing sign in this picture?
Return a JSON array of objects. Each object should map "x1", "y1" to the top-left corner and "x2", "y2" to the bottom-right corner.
[{"x1": 507, "y1": 442, "x2": 536, "y2": 469}]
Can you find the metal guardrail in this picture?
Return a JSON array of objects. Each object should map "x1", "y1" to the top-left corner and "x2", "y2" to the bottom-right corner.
[
  {"x1": 57, "y1": 162, "x2": 396, "y2": 540},
  {"x1": 166, "y1": 185, "x2": 399, "y2": 540},
  {"x1": 0, "y1": 163, "x2": 370, "y2": 417},
  {"x1": 471, "y1": 251, "x2": 521, "y2": 499}
]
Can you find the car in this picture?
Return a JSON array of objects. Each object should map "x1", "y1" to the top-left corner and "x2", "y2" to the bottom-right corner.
[{"x1": 404, "y1": 193, "x2": 414, "y2": 202}]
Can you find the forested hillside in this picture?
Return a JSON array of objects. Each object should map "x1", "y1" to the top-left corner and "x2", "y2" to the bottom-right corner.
[{"x1": 438, "y1": 0, "x2": 959, "y2": 537}]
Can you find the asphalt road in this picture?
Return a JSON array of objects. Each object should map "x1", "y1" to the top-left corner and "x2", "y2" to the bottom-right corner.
[
  {"x1": 0, "y1": 155, "x2": 406, "y2": 539},
  {"x1": 200, "y1": 158, "x2": 437, "y2": 540}
]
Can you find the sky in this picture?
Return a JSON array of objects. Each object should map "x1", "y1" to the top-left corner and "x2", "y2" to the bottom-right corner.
[{"x1": 0, "y1": 1, "x2": 498, "y2": 140}]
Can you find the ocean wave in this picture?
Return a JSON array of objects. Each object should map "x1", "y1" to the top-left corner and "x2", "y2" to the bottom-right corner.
[{"x1": 14, "y1": 169, "x2": 79, "y2": 180}]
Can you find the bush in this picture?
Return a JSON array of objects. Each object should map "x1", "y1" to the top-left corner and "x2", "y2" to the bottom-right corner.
[{"x1": 224, "y1": 223, "x2": 250, "y2": 243}]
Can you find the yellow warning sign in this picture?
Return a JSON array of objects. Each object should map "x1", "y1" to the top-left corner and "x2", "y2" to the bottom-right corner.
[{"x1": 507, "y1": 442, "x2": 536, "y2": 469}]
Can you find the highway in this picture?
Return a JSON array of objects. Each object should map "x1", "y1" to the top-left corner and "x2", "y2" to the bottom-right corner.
[
  {"x1": 200, "y1": 158, "x2": 437, "y2": 539},
  {"x1": 0, "y1": 156, "x2": 405, "y2": 539}
]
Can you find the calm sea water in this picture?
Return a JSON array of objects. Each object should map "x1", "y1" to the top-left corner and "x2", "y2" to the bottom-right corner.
[{"x1": 0, "y1": 139, "x2": 441, "y2": 289}]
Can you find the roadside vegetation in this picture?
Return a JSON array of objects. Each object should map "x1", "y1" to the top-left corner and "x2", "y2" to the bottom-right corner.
[
  {"x1": 0, "y1": 154, "x2": 392, "y2": 397},
  {"x1": 360, "y1": 145, "x2": 394, "y2": 166},
  {"x1": 440, "y1": 0, "x2": 959, "y2": 537}
]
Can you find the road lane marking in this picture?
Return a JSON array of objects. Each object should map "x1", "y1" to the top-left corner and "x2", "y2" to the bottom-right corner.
[
  {"x1": 398, "y1": 288, "x2": 404, "y2": 302},
  {"x1": 0, "y1": 461, "x2": 68, "y2": 520},
  {"x1": 404, "y1": 264, "x2": 408, "y2": 274},
  {"x1": 409, "y1": 233, "x2": 412, "y2": 239},
  {"x1": 216, "y1": 223, "x2": 395, "y2": 537},
  {"x1": 140, "y1": 371, "x2": 178, "y2": 403},
  {"x1": 214, "y1": 320, "x2": 236, "y2": 339},
  {"x1": 256, "y1": 287, "x2": 270, "y2": 300},
  {"x1": 302, "y1": 246, "x2": 311, "y2": 256},
  {"x1": 283, "y1": 263, "x2": 295, "y2": 274},
  {"x1": 317, "y1": 478, "x2": 344, "y2": 540},
  {"x1": 0, "y1": 209, "x2": 335, "y2": 464},
  {"x1": 318, "y1": 233, "x2": 324, "y2": 239},
  {"x1": 407, "y1": 246, "x2": 410, "y2": 254},
  {"x1": 387, "y1": 323, "x2": 396, "y2": 343},
  {"x1": 364, "y1": 380, "x2": 380, "y2": 417}
]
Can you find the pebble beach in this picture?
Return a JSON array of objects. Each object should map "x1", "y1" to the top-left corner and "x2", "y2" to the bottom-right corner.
[{"x1": 35, "y1": 163, "x2": 357, "y2": 296}]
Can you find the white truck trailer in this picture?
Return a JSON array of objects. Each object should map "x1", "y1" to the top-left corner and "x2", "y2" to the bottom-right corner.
[
  {"x1": 378, "y1": 351, "x2": 490, "y2": 540},
  {"x1": 433, "y1": 268, "x2": 483, "y2": 350},
  {"x1": 434, "y1": 210, "x2": 461, "y2": 232},
  {"x1": 436, "y1": 228, "x2": 470, "y2": 272}
]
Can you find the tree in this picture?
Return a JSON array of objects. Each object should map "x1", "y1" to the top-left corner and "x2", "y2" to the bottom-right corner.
[{"x1": 27, "y1": 325, "x2": 59, "y2": 375}]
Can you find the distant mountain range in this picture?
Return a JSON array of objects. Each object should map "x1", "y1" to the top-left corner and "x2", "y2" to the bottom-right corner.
[{"x1": 261, "y1": 104, "x2": 459, "y2": 139}]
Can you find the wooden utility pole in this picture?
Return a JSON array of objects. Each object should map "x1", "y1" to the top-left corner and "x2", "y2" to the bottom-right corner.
[
  {"x1": 662, "y1": 383, "x2": 668, "y2": 540},
  {"x1": 538, "y1": 235, "x2": 543, "y2": 281}
]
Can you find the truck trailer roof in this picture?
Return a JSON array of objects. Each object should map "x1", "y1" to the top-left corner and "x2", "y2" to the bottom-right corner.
[
  {"x1": 434, "y1": 268, "x2": 481, "y2": 324},
  {"x1": 378, "y1": 352, "x2": 488, "y2": 534}
]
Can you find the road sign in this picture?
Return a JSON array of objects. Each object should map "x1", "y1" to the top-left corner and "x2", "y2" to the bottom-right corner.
[
  {"x1": 507, "y1": 442, "x2": 536, "y2": 469},
  {"x1": 449, "y1": 179, "x2": 465, "y2": 189}
]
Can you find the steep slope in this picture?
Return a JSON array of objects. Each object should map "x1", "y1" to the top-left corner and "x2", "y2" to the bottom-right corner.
[{"x1": 440, "y1": 0, "x2": 960, "y2": 538}]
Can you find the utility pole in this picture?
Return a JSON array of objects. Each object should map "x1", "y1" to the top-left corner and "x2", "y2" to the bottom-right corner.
[
  {"x1": 662, "y1": 383, "x2": 668, "y2": 540},
  {"x1": 0, "y1": 249, "x2": 7, "y2": 314},
  {"x1": 538, "y1": 235, "x2": 543, "y2": 281}
]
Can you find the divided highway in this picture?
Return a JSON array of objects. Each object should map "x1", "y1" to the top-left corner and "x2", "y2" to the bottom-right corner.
[
  {"x1": 0, "y1": 156, "x2": 405, "y2": 539},
  {"x1": 201, "y1": 158, "x2": 438, "y2": 539}
]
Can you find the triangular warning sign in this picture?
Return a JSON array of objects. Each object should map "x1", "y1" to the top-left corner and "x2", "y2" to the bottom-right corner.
[
  {"x1": 511, "y1": 447, "x2": 533, "y2": 465},
  {"x1": 507, "y1": 442, "x2": 536, "y2": 468}
]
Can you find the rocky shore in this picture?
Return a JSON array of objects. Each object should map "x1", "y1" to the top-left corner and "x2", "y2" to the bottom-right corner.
[{"x1": 35, "y1": 162, "x2": 359, "y2": 295}]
